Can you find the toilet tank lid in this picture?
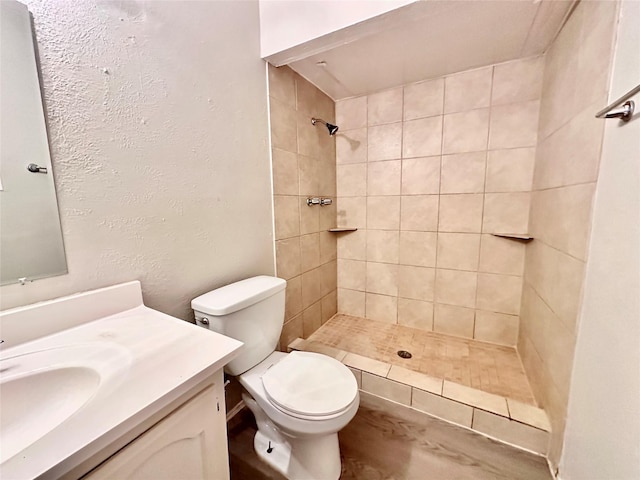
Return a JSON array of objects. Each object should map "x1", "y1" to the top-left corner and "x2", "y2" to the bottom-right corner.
[{"x1": 191, "y1": 276, "x2": 286, "y2": 316}]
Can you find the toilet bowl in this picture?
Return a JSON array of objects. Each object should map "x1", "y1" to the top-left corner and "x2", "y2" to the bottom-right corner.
[
  {"x1": 239, "y1": 351, "x2": 359, "y2": 479},
  {"x1": 191, "y1": 276, "x2": 359, "y2": 480}
]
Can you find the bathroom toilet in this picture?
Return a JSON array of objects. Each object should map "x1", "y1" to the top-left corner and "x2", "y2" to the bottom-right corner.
[{"x1": 191, "y1": 276, "x2": 359, "y2": 480}]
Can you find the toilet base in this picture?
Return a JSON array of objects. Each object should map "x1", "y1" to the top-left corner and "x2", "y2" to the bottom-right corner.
[{"x1": 253, "y1": 430, "x2": 342, "y2": 480}]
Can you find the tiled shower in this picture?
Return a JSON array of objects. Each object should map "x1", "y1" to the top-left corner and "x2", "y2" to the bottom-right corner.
[{"x1": 269, "y1": 0, "x2": 618, "y2": 469}]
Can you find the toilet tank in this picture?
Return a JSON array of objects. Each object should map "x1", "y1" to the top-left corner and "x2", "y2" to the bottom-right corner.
[{"x1": 191, "y1": 276, "x2": 286, "y2": 375}]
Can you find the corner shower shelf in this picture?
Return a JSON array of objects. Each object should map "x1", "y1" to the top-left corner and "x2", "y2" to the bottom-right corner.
[
  {"x1": 491, "y1": 233, "x2": 534, "y2": 242},
  {"x1": 328, "y1": 227, "x2": 358, "y2": 233}
]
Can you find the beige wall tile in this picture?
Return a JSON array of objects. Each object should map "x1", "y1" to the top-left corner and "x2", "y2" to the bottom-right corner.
[
  {"x1": 444, "y1": 67, "x2": 493, "y2": 113},
  {"x1": 435, "y1": 269, "x2": 478, "y2": 308},
  {"x1": 337, "y1": 288, "x2": 365, "y2": 317},
  {"x1": 319, "y1": 231, "x2": 337, "y2": 265},
  {"x1": 433, "y1": 303, "x2": 475, "y2": 338},
  {"x1": 274, "y1": 195, "x2": 300, "y2": 240},
  {"x1": 362, "y1": 372, "x2": 411, "y2": 405},
  {"x1": 319, "y1": 160, "x2": 336, "y2": 197},
  {"x1": 403, "y1": 78, "x2": 444, "y2": 120},
  {"x1": 402, "y1": 116, "x2": 443, "y2": 158},
  {"x1": 269, "y1": 97, "x2": 297, "y2": 153},
  {"x1": 443, "y1": 381, "x2": 509, "y2": 416},
  {"x1": 302, "y1": 301, "x2": 322, "y2": 338},
  {"x1": 400, "y1": 195, "x2": 439, "y2": 231},
  {"x1": 268, "y1": 64, "x2": 295, "y2": 107},
  {"x1": 397, "y1": 298, "x2": 434, "y2": 330},
  {"x1": 368, "y1": 160, "x2": 401, "y2": 195},
  {"x1": 298, "y1": 110, "x2": 332, "y2": 159},
  {"x1": 524, "y1": 241, "x2": 585, "y2": 332},
  {"x1": 479, "y1": 234, "x2": 525, "y2": 276},
  {"x1": 342, "y1": 352, "x2": 391, "y2": 377},
  {"x1": 482, "y1": 193, "x2": 531, "y2": 234},
  {"x1": 320, "y1": 260, "x2": 337, "y2": 297},
  {"x1": 368, "y1": 88, "x2": 403, "y2": 125},
  {"x1": 337, "y1": 229, "x2": 367, "y2": 260},
  {"x1": 296, "y1": 74, "x2": 333, "y2": 120},
  {"x1": 348, "y1": 367, "x2": 362, "y2": 389},
  {"x1": 272, "y1": 148, "x2": 299, "y2": 195},
  {"x1": 368, "y1": 123, "x2": 402, "y2": 161},
  {"x1": 474, "y1": 310, "x2": 519, "y2": 346},
  {"x1": 319, "y1": 201, "x2": 337, "y2": 229},
  {"x1": 301, "y1": 267, "x2": 322, "y2": 308},
  {"x1": 486, "y1": 148, "x2": 535, "y2": 193},
  {"x1": 337, "y1": 197, "x2": 367, "y2": 228},
  {"x1": 365, "y1": 293, "x2": 398, "y2": 323},
  {"x1": 489, "y1": 100, "x2": 540, "y2": 149},
  {"x1": 492, "y1": 56, "x2": 544, "y2": 106},
  {"x1": 285, "y1": 275, "x2": 303, "y2": 321},
  {"x1": 438, "y1": 194, "x2": 483, "y2": 233},
  {"x1": 320, "y1": 290, "x2": 337, "y2": 324},
  {"x1": 440, "y1": 152, "x2": 486, "y2": 194},
  {"x1": 574, "y1": 0, "x2": 618, "y2": 108},
  {"x1": 412, "y1": 389, "x2": 473, "y2": 427},
  {"x1": 280, "y1": 314, "x2": 303, "y2": 350},
  {"x1": 534, "y1": 105, "x2": 604, "y2": 190},
  {"x1": 476, "y1": 273, "x2": 523, "y2": 315},
  {"x1": 300, "y1": 233, "x2": 321, "y2": 273},
  {"x1": 276, "y1": 237, "x2": 301, "y2": 280},
  {"x1": 337, "y1": 163, "x2": 367, "y2": 197},
  {"x1": 336, "y1": 96, "x2": 367, "y2": 131},
  {"x1": 298, "y1": 154, "x2": 319, "y2": 195},
  {"x1": 507, "y1": 399, "x2": 551, "y2": 431},
  {"x1": 338, "y1": 259, "x2": 366, "y2": 291},
  {"x1": 529, "y1": 184, "x2": 595, "y2": 260},
  {"x1": 436, "y1": 233, "x2": 481, "y2": 271},
  {"x1": 336, "y1": 128, "x2": 367, "y2": 164},
  {"x1": 398, "y1": 265, "x2": 435, "y2": 301},
  {"x1": 442, "y1": 109, "x2": 489, "y2": 154},
  {"x1": 367, "y1": 196, "x2": 401, "y2": 230},
  {"x1": 401, "y1": 156, "x2": 441, "y2": 195},
  {"x1": 299, "y1": 196, "x2": 320, "y2": 234},
  {"x1": 388, "y1": 366, "x2": 443, "y2": 395},
  {"x1": 367, "y1": 230, "x2": 400, "y2": 263},
  {"x1": 472, "y1": 409, "x2": 549, "y2": 454},
  {"x1": 366, "y1": 262, "x2": 398, "y2": 296},
  {"x1": 399, "y1": 231, "x2": 437, "y2": 267}
]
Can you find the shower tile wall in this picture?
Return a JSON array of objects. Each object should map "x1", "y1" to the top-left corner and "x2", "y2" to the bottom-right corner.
[
  {"x1": 335, "y1": 57, "x2": 543, "y2": 346},
  {"x1": 518, "y1": 0, "x2": 619, "y2": 467},
  {"x1": 268, "y1": 65, "x2": 338, "y2": 348}
]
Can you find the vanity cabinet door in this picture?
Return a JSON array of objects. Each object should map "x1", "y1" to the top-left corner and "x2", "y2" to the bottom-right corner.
[{"x1": 83, "y1": 381, "x2": 229, "y2": 480}]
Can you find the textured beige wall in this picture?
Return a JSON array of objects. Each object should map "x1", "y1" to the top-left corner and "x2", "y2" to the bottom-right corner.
[
  {"x1": 518, "y1": 0, "x2": 619, "y2": 468},
  {"x1": 334, "y1": 57, "x2": 543, "y2": 346},
  {"x1": 268, "y1": 65, "x2": 338, "y2": 349},
  {"x1": 0, "y1": 0, "x2": 274, "y2": 320}
]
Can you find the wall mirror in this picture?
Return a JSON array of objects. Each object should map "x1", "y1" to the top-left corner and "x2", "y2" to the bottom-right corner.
[{"x1": 0, "y1": 0, "x2": 67, "y2": 286}]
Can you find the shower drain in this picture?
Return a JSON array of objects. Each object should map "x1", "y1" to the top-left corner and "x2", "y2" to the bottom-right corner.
[{"x1": 397, "y1": 350, "x2": 412, "y2": 359}]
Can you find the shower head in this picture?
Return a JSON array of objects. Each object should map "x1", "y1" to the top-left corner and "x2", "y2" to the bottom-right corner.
[{"x1": 311, "y1": 117, "x2": 339, "y2": 136}]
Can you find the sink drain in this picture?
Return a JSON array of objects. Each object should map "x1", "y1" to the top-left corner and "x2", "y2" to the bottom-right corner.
[{"x1": 397, "y1": 350, "x2": 412, "y2": 359}]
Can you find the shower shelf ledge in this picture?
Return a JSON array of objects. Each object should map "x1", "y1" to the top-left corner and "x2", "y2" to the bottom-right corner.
[
  {"x1": 491, "y1": 233, "x2": 534, "y2": 242},
  {"x1": 328, "y1": 227, "x2": 358, "y2": 233}
]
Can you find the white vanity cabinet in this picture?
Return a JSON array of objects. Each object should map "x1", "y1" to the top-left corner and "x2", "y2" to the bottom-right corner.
[{"x1": 82, "y1": 372, "x2": 229, "y2": 480}]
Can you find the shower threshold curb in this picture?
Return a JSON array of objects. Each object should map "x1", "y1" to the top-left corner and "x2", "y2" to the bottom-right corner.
[{"x1": 288, "y1": 337, "x2": 551, "y2": 456}]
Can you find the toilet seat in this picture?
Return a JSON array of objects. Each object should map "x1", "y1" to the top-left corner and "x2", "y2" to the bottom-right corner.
[{"x1": 261, "y1": 351, "x2": 358, "y2": 420}]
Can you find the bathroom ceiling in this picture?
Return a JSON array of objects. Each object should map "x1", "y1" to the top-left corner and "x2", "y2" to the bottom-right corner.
[{"x1": 287, "y1": 0, "x2": 574, "y2": 100}]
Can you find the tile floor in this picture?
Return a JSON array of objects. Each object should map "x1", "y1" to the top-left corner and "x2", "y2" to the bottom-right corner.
[{"x1": 308, "y1": 314, "x2": 536, "y2": 404}]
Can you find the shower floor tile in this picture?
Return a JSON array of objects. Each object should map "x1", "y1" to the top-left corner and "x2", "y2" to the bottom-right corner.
[{"x1": 307, "y1": 314, "x2": 536, "y2": 405}]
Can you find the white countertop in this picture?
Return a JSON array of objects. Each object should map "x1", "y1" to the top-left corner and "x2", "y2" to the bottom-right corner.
[{"x1": 0, "y1": 282, "x2": 243, "y2": 479}]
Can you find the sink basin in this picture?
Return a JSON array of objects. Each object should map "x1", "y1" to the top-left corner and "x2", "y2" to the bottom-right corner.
[
  {"x1": 1, "y1": 367, "x2": 100, "y2": 461},
  {"x1": 0, "y1": 343, "x2": 131, "y2": 464}
]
